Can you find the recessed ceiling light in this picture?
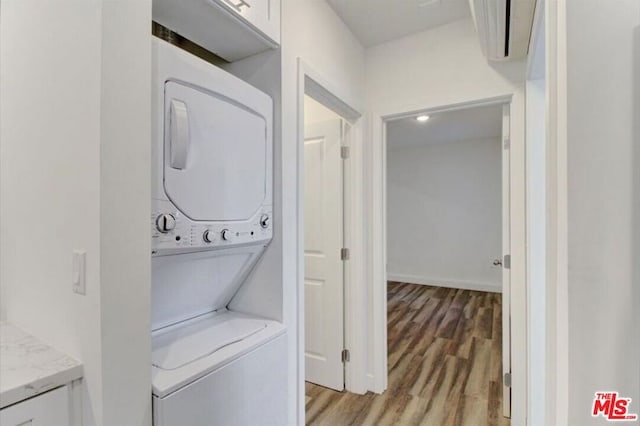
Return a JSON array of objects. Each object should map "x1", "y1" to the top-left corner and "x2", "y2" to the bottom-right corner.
[{"x1": 416, "y1": 115, "x2": 430, "y2": 122}]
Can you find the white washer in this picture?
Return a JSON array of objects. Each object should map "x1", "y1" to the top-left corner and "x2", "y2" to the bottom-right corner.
[
  {"x1": 150, "y1": 38, "x2": 286, "y2": 426},
  {"x1": 152, "y1": 311, "x2": 287, "y2": 426}
]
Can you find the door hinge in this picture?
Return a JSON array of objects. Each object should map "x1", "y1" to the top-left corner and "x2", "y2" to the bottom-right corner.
[
  {"x1": 341, "y1": 248, "x2": 350, "y2": 260},
  {"x1": 342, "y1": 349, "x2": 350, "y2": 363},
  {"x1": 504, "y1": 372, "x2": 512, "y2": 387},
  {"x1": 503, "y1": 254, "x2": 511, "y2": 269},
  {"x1": 504, "y1": 138, "x2": 510, "y2": 150},
  {"x1": 341, "y1": 146, "x2": 350, "y2": 159}
]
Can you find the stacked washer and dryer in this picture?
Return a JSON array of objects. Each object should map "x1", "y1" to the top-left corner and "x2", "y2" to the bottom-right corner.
[{"x1": 150, "y1": 39, "x2": 287, "y2": 425}]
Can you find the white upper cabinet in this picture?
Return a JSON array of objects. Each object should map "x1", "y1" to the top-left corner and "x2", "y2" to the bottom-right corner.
[
  {"x1": 153, "y1": 0, "x2": 280, "y2": 62},
  {"x1": 218, "y1": 0, "x2": 279, "y2": 42}
]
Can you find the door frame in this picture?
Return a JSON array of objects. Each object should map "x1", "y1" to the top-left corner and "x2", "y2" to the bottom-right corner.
[
  {"x1": 366, "y1": 93, "x2": 528, "y2": 425},
  {"x1": 295, "y1": 58, "x2": 367, "y2": 421}
]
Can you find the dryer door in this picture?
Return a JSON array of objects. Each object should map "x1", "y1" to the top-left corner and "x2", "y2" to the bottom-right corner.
[{"x1": 163, "y1": 81, "x2": 268, "y2": 222}]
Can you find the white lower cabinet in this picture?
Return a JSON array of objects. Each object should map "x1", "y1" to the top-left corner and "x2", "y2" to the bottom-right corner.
[{"x1": 0, "y1": 386, "x2": 69, "y2": 426}]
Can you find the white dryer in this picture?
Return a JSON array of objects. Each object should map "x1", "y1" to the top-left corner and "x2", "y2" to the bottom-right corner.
[{"x1": 150, "y1": 38, "x2": 286, "y2": 426}]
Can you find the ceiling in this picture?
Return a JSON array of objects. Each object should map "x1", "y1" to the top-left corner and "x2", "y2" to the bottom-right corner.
[
  {"x1": 326, "y1": 0, "x2": 471, "y2": 47},
  {"x1": 387, "y1": 104, "x2": 503, "y2": 150}
]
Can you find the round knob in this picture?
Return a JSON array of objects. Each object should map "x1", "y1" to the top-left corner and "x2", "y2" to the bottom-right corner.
[
  {"x1": 156, "y1": 214, "x2": 176, "y2": 233},
  {"x1": 260, "y1": 214, "x2": 270, "y2": 229},
  {"x1": 221, "y1": 229, "x2": 232, "y2": 241},
  {"x1": 203, "y1": 230, "x2": 215, "y2": 243}
]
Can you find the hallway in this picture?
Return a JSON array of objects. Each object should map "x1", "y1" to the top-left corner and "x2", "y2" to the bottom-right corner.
[{"x1": 305, "y1": 282, "x2": 509, "y2": 426}]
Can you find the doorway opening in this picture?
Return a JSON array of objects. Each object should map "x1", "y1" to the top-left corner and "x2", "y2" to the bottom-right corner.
[
  {"x1": 295, "y1": 60, "x2": 366, "y2": 425},
  {"x1": 365, "y1": 93, "x2": 527, "y2": 423},
  {"x1": 305, "y1": 99, "x2": 518, "y2": 425},
  {"x1": 384, "y1": 103, "x2": 512, "y2": 424}
]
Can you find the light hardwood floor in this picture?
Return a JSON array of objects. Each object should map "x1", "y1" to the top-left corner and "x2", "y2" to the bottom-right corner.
[{"x1": 305, "y1": 282, "x2": 510, "y2": 426}]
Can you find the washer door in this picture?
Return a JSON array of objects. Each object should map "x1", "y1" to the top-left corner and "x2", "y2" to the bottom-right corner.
[{"x1": 163, "y1": 81, "x2": 267, "y2": 222}]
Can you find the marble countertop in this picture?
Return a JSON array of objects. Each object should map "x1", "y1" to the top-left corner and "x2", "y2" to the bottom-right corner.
[{"x1": 0, "y1": 321, "x2": 83, "y2": 409}]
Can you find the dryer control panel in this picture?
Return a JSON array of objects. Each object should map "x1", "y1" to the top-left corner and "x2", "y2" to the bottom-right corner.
[{"x1": 152, "y1": 200, "x2": 272, "y2": 254}]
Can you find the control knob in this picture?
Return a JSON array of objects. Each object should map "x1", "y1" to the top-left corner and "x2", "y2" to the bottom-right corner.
[
  {"x1": 260, "y1": 214, "x2": 270, "y2": 229},
  {"x1": 221, "y1": 229, "x2": 232, "y2": 241},
  {"x1": 203, "y1": 230, "x2": 215, "y2": 243},
  {"x1": 156, "y1": 214, "x2": 176, "y2": 233}
]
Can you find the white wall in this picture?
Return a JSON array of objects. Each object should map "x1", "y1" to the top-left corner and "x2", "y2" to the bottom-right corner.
[
  {"x1": 526, "y1": 77, "x2": 546, "y2": 426},
  {"x1": 223, "y1": 50, "x2": 284, "y2": 325},
  {"x1": 0, "y1": 1, "x2": 151, "y2": 425},
  {"x1": 365, "y1": 17, "x2": 528, "y2": 422},
  {"x1": 550, "y1": 1, "x2": 640, "y2": 424},
  {"x1": 525, "y1": 3, "x2": 547, "y2": 424},
  {"x1": 1, "y1": 3, "x2": 103, "y2": 421},
  {"x1": 366, "y1": 19, "x2": 525, "y2": 114},
  {"x1": 280, "y1": 1, "x2": 366, "y2": 424},
  {"x1": 304, "y1": 95, "x2": 341, "y2": 124},
  {"x1": 543, "y1": 0, "x2": 565, "y2": 422},
  {"x1": 386, "y1": 138, "x2": 502, "y2": 292},
  {"x1": 98, "y1": 3, "x2": 152, "y2": 425}
]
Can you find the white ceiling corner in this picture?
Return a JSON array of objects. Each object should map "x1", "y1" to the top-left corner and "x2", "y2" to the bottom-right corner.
[{"x1": 326, "y1": 0, "x2": 471, "y2": 47}]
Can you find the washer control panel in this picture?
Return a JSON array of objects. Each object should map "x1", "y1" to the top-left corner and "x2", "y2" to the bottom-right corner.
[{"x1": 151, "y1": 200, "x2": 272, "y2": 253}]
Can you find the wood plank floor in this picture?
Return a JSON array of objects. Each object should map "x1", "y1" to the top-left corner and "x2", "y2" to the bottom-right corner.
[{"x1": 305, "y1": 282, "x2": 510, "y2": 426}]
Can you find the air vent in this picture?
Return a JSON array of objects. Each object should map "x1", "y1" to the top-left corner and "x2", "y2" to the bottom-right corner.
[{"x1": 468, "y1": 0, "x2": 536, "y2": 61}]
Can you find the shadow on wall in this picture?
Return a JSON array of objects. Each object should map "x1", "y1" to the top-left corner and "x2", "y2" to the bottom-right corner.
[{"x1": 487, "y1": 57, "x2": 528, "y2": 83}]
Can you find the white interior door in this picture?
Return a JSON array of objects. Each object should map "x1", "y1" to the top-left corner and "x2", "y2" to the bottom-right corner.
[
  {"x1": 304, "y1": 119, "x2": 345, "y2": 391},
  {"x1": 502, "y1": 104, "x2": 512, "y2": 418}
]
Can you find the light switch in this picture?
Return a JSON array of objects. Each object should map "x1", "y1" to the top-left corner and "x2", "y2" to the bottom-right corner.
[{"x1": 72, "y1": 250, "x2": 86, "y2": 295}]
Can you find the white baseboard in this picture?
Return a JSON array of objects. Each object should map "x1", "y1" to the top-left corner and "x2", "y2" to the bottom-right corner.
[
  {"x1": 386, "y1": 273, "x2": 501, "y2": 293},
  {"x1": 365, "y1": 373, "x2": 378, "y2": 394}
]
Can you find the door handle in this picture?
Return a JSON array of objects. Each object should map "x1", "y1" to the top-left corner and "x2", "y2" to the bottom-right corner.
[
  {"x1": 170, "y1": 99, "x2": 190, "y2": 170},
  {"x1": 493, "y1": 259, "x2": 503, "y2": 266}
]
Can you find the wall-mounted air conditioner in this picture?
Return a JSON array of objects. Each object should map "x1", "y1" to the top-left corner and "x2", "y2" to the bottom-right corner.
[{"x1": 468, "y1": 0, "x2": 536, "y2": 61}]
